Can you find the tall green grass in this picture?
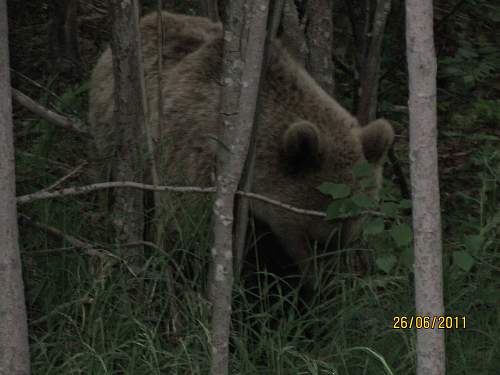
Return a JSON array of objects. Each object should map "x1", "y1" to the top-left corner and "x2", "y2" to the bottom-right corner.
[{"x1": 16, "y1": 85, "x2": 500, "y2": 374}]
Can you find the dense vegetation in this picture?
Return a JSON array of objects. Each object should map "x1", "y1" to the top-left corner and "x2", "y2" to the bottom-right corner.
[{"x1": 8, "y1": 0, "x2": 499, "y2": 373}]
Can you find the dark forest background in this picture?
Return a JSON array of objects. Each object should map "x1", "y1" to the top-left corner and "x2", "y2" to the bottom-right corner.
[{"x1": 6, "y1": 0, "x2": 500, "y2": 374}]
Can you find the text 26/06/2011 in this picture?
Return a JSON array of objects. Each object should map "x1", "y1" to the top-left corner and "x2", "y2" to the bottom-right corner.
[{"x1": 392, "y1": 316, "x2": 467, "y2": 330}]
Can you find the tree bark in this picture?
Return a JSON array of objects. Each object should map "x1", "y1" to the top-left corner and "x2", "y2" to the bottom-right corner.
[
  {"x1": 200, "y1": 0, "x2": 220, "y2": 22},
  {"x1": 109, "y1": 0, "x2": 148, "y2": 262},
  {"x1": 280, "y1": 0, "x2": 307, "y2": 67},
  {"x1": 406, "y1": 0, "x2": 446, "y2": 374},
  {"x1": 49, "y1": 0, "x2": 81, "y2": 72},
  {"x1": 210, "y1": 0, "x2": 270, "y2": 373},
  {"x1": 356, "y1": 0, "x2": 391, "y2": 125},
  {"x1": 0, "y1": 1, "x2": 31, "y2": 373},
  {"x1": 11, "y1": 88, "x2": 88, "y2": 136},
  {"x1": 234, "y1": 0, "x2": 284, "y2": 278},
  {"x1": 304, "y1": 0, "x2": 335, "y2": 96}
]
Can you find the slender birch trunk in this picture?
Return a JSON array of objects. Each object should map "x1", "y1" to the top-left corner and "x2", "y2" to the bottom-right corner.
[
  {"x1": 49, "y1": 0, "x2": 81, "y2": 71},
  {"x1": 0, "y1": 1, "x2": 31, "y2": 373},
  {"x1": 357, "y1": 0, "x2": 391, "y2": 125},
  {"x1": 210, "y1": 1, "x2": 270, "y2": 373},
  {"x1": 406, "y1": 0, "x2": 446, "y2": 374},
  {"x1": 109, "y1": 0, "x2": 148, "y2": 262},
  {"x1": 304, "y1": 0, "x2": 335, "y2": 96},
  {"x1": 200, "y1": 0, "x2": 220, "y2": 22}
]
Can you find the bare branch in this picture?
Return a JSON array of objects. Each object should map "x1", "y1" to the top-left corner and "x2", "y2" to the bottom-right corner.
[
  {"x1": 41, "y1": 162, "x2": 86, "y2": 192},
  {"x1": 10, "y1": 69, "x2": 63, "y2": 103},
  {"x1": 19, "y1": 213, "x2": 105, "y2": 258},
  {"x1": 17, "y1": 182, "x2": 215, "y2": 204},
  {"x1": 16, "y1": 181, "x2": 328, "y2": 218},
  {"x1": 32, "y1": 296, "x2": 94, "y2": 326},
  {"x1": 11, "y1": 88, "x2": 90, "y2": 136}
]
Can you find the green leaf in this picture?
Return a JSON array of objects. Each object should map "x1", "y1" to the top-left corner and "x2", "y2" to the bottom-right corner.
[
  {"x1": 470, "y1": 134, "x2": 499, "y2": 142},
  {"x1": 399, "y1": 199, "x2": 412, "y2": 209},
  {"x1": 352, "y1": 193, "x2": 377, "y2": 209},
  {"x1": 352, "y1": 160, "x2": 374, "y2": 178},
  {"x1": 375, "y1": 255, "x2": 397, "y2": 273},
  {"x1": 380, "y1": 202, "x2": 399, "y2": 217},
  {"x1": 363, "y1": 218, "x2": 385, "y2": 236},
  {"x1": 464, "y1": 75, "x2": 475, "y2": 86},
  {"x1": 317, "y1": 183, "x2": 351, "y2": 199},
  {"x1": 360, "y1": 177, "x2": 377, "y2": 189},
  {"x1": 390, "y1": 224, "x2": 412, "y2": 246},
  {"x1": 401, "y1": 246, "x2": 414, "y2": 269},
  {"x1": 452, "y1": 251, "x2": 475, "y2": 272},
  {"x1": 326, "y1": 199, "x2": 347, "y2": 220},
  {"x1": 464, "y1": 235, "x2": 483, "y2": 253},
  {"x1": 370, "y1": 232, "x2": 393, "y2": 253},
  {"x1": 478, "y1": 287, "x2": 499, "y2": 305}
]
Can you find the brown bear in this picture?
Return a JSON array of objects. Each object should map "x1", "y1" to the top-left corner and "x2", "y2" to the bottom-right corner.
[{"x1": 88, "y1": 11, "x2": 394, "y2": 287}]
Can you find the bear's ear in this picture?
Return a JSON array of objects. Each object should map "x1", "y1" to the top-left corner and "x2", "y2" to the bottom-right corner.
[
  {"x1": 360, "y1": 119, "x2": 394, "y2": 163},
  {"x1": 282, "y1": 121, "x2": 323, "y2": 172}
]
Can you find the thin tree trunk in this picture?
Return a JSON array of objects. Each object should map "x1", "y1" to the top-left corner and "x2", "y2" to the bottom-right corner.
[
  {"x1": 49, "y1": 0, "x2": 80, "y2": 72},
  {"x1": 281, "y1": 0, "x2": 307, "y2": 67},
  {"x1": 154, "y1": 1, "x2": 180, "y2": 332},
  {"x1": 109, "y1": 0, "x2": 148, "y2": 262},
  {"x1": 234, "y1": 0, "x2": 285, "y2": 277},
  {"x1": 406, "y1": 0, "x2": 446, "y2": 374},
  {"x1": 304, "y1": 0, "x2": 335, "y2": 96},
  {"x1": 200, "y1": 0, "x2": 220, "y2": 22},
  {"x1": 210, "y1": 0, "x2": 270, "y2": 373},
  {"x1": 357, "y1": 0, "x2": 391, "y2": 125},
  {"x1": 0, "y1": 1, "x2": 31, "y2": 373}
]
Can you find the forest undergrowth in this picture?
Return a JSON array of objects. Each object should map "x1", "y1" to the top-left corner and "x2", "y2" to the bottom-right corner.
[{"x1": 8, "y1": 0, "x2": 500, "y2": 374}]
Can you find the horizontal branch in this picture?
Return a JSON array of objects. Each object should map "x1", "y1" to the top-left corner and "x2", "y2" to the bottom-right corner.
[
  {"x1": 12, "y1": 88, "x2": 91, "y2": 137},
  {"x1": 19, "y1": 213, "x2": 105, "y2": 258},
  {"x1": 17, "y1": 181, "x2": 327, "y2": 218}
]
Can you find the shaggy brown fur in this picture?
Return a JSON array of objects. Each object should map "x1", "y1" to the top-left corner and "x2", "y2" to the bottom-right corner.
[{"x1": 88, "y1": 11, "x2": 394, "y2": 280}]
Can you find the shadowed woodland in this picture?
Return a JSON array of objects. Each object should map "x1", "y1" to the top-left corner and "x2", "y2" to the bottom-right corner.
[{"x1": 4, "y1": 0, "x2": 500, "y2": 374}]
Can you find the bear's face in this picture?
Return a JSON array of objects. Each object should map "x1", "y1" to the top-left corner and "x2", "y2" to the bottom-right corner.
[{"x1": 254, "y1": 118, "x2": 394, "y2": 253}]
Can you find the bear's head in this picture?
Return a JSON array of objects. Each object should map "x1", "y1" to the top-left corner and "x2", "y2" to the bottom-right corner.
[{"x1": 251, "y1": 116, "x2": 394, "y2": 271}]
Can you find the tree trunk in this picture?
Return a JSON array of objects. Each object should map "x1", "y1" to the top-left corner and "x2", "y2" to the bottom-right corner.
[
  {"x1": 280, "y1": 0, "x2": 307, "y2": 67},
  {"x1": 234, "y1": 0, "x2": 284, "y2": 278},
  {"x1": 109, "y1": 0, "x2": 148, "y2": 263},
  {"x1": 49, "y1": 0, "x2": 81, "y2": 72},
  {"x1": 356, "y1": 0, "x2": 391, "y2": 125},
  {"x1": 200, "y1": 0, "x2": 220, "y2": 22},
  {"x1": 304, "y1": 0, "x2": 335, "y2": 96},
  {"x1": 210, "y1": 0, "x2": 270, "y2": 373},
  {"x1": 406, "y1": 0, "x2": 446, "y2": 374},
  {"x1": 0, "y1": 1, "x2": 31, "y2": 373}
]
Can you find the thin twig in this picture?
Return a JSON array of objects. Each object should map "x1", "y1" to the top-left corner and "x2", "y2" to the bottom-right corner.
[
  {"x1": 11, "y1": 88, "x2": 90, "y2": 136},
  {"x1": 22, "y1": 246, "x2": 78, "y2": 256},
  {"x1": 10, "y1": 69, "x2": 63, "y2": 103},
  {"x1": 42, "y1": 162, "x2": 87, "y2": 192},
  {"x1": 31, "y1": 296, "x2": 94, "y2": 325},
  {"x1": 332, "y1": 53, "x2": 358, "y2": 80},
  {"x1": 17, "y1": 181, "x2": 327, "y2": 216},
  {"x1": 17, "y1": 182, "x2": 216, "y2": 204},
  {"x1": 19, "y1": 213, "x2": 107, "y2": 258},
  {"x1": 16, "y1": 151, "x2": 74, "y2": 171}
]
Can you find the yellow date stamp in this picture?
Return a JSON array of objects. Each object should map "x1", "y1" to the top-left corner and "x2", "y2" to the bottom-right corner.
[{"x1": 392, "y1": 315, "x2": 467, "y2": 330}]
